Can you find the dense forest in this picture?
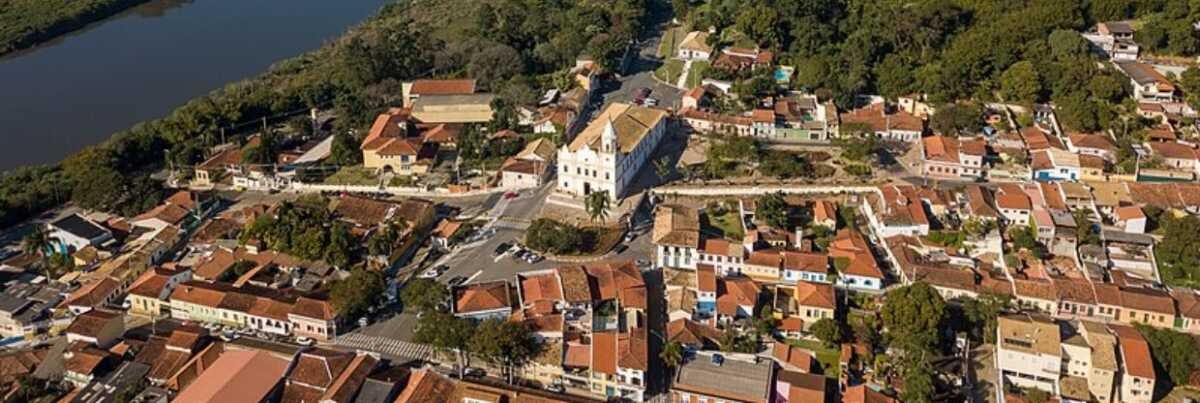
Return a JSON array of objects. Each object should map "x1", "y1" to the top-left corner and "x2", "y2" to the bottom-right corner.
[{"x1": 0, "y1": 0, "x2": 151, "y2": 56}]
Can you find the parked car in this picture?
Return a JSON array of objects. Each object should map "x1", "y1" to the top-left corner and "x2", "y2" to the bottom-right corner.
[
  {"x1": 463, "y1": 367, "x2": 485, "y2": 378},
  {"x1": 644, "y1": 98, "x2": 659, "y2": 106},
  {"x1": 624, "y1": 232, "x2": 637, "y2": 242},
  {"x1": 526, "y1": 254, "x2": 544, "y2": 264},
  {"x1": 295, "y1": 336, "x2": 315, "y2": 346},
  {"x1": 494, "y1": 242, "x2": 512, "y2": 256},
  {"x1": 635, "y1": 258, "x2": 650, "y2": 268},
  {"x1": 447, "y1": 276, "x2": 468, "y2": 287},
  {"x1": 546, "y1": 384, "x2": 565, "y2": 393},
  {"x1": 418, "y1": 268, "x2": 440, "y2": 279},
  {"x1": 613, "y1": 244, "x2": 628, "y2": 254},
  {"x1": 504, "y1": 191, "x2": 519, "y2": 199},
  {"x1": 633, "y1": 87, "x2": 651, "y2": 102}
]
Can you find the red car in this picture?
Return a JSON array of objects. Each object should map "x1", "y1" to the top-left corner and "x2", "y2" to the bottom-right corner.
[{"x1": 504, "y1": 192, "x2": 519, "y2": 199}]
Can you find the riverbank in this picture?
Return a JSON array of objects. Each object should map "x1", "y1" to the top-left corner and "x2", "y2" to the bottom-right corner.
[{"x1": 0, "y1": 0, "x2": 152, "y2": 57}]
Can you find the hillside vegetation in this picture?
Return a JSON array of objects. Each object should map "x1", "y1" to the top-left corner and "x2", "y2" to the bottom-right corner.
[{"x1": 0, "y1": 0, "x2": 150, "y2": 56}]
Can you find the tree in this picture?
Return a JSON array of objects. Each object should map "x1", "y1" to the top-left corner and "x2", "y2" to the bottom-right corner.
[
  {"x1": 401, "y1": 278, "x2": 448, "y2": 313},
  {"x1": 810, "y1": 318, "x2": 843, "y2": 347},
  {"x1": 756, "y1": 192, "x2": 789, "y2": 229},
  {"x1": 661, "y1": 341, "x2": 685, "y2": 376},
  {"x1": 752, "y1": 304, "x2": 779, "y2": 337},
  {"x1": 330, "y1": 269, "x2": 385, "y2": 318},
  {"x1": 959, "y1": 293, "x2": 1011, "y2": 343},
  {"x1": 1181, "y1": 67, "x2": 1200, "y2": 111},
  {"x1": 899, "y1": 353, "x2": 936, "y2": 403},
  {"x1": 471, "y1": 319, "x2": 540, "y2": 384},
  {"x1": 930, "y1": 103, "x2": 983, "y2": 136},
  {"x1": 874, "y1": 54, "x2": 914, "y2": 101},
  {"x1": 1074, "y1": 209, "x2": 1100, "y2": 246},
  {"x1": 654, "y1": 157, "x2": 672, "y2": 180},
  {"x1": 525, "y1": 219, "x2": 584, "y2": 254},
  {"x1": 21, "y1": 227, "x2": 52, "y2": 260},
  {"x1": 881, "y1": 282, "x2": 946, "y2": 350},
  {"x1": 1138, "y1": 324, "x2": 1200, "y2": 386},
  {"x1": 414, "y1": 311, "x2": 475, "y2": 377},
  {"x1": 1088, "y1": 74, "x2": 1125, "y2": 104},
  {"x1": 1048, "y1": 29, "x2": 1090, "y2": 61},
  {"x1": 586, "y1": 191, "x2": 611, "y2": 223},
  {"x1": 999, "y1": 61, "x2": 1040, "y2": 104},
  {"x1": 1156, "y1": 214, "x2": 1200, "y2": 287}
]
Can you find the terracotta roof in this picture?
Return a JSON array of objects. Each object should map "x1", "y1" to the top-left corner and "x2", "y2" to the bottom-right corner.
[
  {"x1": 667, "y1": 318, "x2": 721, "y2": 348},
  {"x1": 290, "y1": 296, "x2": 337, "y2": 321},
  {"x1": 782, "y1": 251, "x2": 828, "y2": 274},
  {"x1": 127, "y1": 270, "x2": 172, "y2": 299},
  {"x1": 410, "y1": 79, "x2": 476, "y2": 96},
  {"x1": 64, "y1": 344, "x2": 110, "y2": 377},
  {"x1": 843, "y1": 384, "x2": 897, "y2": 403},
  {"x1": 393, "y1": 368, "x2": 456, "y2": 403},
  {"x1": 520, "y1": 273, "x2": 564, "y2": 307},
  {"x1": 331, "y1": 195, "x2": 398, "y2": 225},
  {"x1": 1115, "y1": 206, "x2": 1144, "y2": 221},
  {"x1": 62, "y1": 277, "x2": 121, "y2": 310},
  {"x1": 793, "y1": 282, "x2": 835, "y2": 309},
  {"x1": 678, "y1": 31, "x2": 712, "y2": 53},
  {"x1": 591, "y1": 331, "x2": 618, "y2": 375},
  {"x1": 1109, "y1": 324, "x2": 1155, "y2": 379},
  {"x1": 1120, "y1": 287, "x2": 1176, "y2": 315},
  {"x1": 773, "y1": 344, "x2": 815, "y2": 372},
  {"x1": 1149, "y1": 141, "x2": 1198, "y2": 160},
  {"x1": 812, "y1": 200, "x2": 837, "y2": 224},
  {"x1": 700, "y1": 237, "x2": 743, "y2": 257},
  {"x1": 995, "y1": 184, "x2": 1032, "y2": 210},
  {"x1": 617, "y1": 329, "x2": 649, "y2": 371},
  {"x1": 454, "y1": 281, "x2": 511, "y2": 314},
  {"x1": 839, "y1": 103, "x2": 923, "y2": 133},
  {"x1": 878, "y1": 185, "x2": 930, "y2": 227},
  {"x1": 745, "y1": 250, "x2": 783, "y2": 268},
  {"x1": 923, "y1": 135, "x2": 961, "y2": 163},
  {"x1": 697, "y1": 265, "x2": 717, "y2": 293},
  {"x1": 288, "y1": 348, "x2": 355, "y2": 391},
  {"x1": 66, "y1": 309, "x2": 122, "y2": 339},
  {"x1": 717, "y1": 276, "x2": 759, "y2": 316},
  {"x1": 1070, "y1": 133, "x2": 1117, "y2": 151}
]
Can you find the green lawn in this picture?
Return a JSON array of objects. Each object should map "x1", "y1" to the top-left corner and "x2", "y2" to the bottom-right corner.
[
  {"x1": 654, "y1": 59, "x2": 685, "y2": 84},
  {"x1": 706, "y1": 208, "x2": 744, "y2": 240},
  {"x1": 324, "y1": 166, "x2": 379, "y2": 186},
  {"x1": 658, "y1": 26, "x2": 684, "y2": 58},
  {"x1": 684, "y1": 60, "x2": 710, "y2": 88},
  {"x1": 787, "y1": 338, "x2": 841, "y2": 379}
]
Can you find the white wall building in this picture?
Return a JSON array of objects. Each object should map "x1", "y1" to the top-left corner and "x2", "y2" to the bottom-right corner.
[{"x1": 557, "y1": 103, "x2": 668, "y2": 201}]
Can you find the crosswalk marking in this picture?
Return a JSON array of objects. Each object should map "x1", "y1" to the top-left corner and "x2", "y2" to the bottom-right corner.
[{"x1": 334, "y1": 333, "x2": 432, "y2": 360}]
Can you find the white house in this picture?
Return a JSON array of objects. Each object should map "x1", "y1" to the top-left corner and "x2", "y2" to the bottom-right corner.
[
  {"x1": 677, "y1": 31, "x2": 713, "y2": 61},
  {"x1": 500, "y1": 138, "x2": 555, "y2": 189},
  {"x1": 1115, "y1": 61, "x2": 1177, "y2": 103},
  {"x1": 557, "y1": 103, "x2": 668, "y2": 201},
  {"x1": 996, "y1": 314, "x2": 1062, "y2": 395},
  {"x1": 47, "y1": 214, "x2": 114, "y2": 255}
]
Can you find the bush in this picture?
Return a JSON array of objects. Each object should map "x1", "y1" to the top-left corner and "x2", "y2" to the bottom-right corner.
[{"x1": 526, "y1": 219, "x2": 584, "y2": 254}]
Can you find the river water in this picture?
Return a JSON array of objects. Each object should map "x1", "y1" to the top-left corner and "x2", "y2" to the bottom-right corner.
[{"x1": 0, "y1": 0, "x2": 387, "y2": 171}]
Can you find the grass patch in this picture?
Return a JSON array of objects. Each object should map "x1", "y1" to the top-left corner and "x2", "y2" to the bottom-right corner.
[
  {"x1": 324, "y1": 166, "x2": 379, "y2": 186},
  {"x1": 787, "y1": 338, "x2": 840, "y2": 379},
  {"x1": 658, "y1": 26, "x2": 684, "y2": 58},
  {"x1": 684, "y1": 60, "x2": 710, "y2": 88},
  {"x1": 654, "y1": 59, "x2": 685, "y2": 84},
  {"x1": 704, "y1": 207, "x2": 744, "y2": 240}
]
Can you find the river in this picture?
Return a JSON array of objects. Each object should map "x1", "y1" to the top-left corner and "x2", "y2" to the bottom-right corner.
[{"x1": 0, "y1": 0, "x2": 388, "y2": 171}]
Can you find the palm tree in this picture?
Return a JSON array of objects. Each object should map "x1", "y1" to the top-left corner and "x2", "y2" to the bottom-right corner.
[
  {"x1": 660, "y1": 341, "x2": 684, "y2": 378},
  {"x1": 586, "y1": 191, "x2": 611, "y2": 223},
  {"x1": 654, "y1": 158, "x2": 672, "y2": 181},
  {"x1": 21, "y1": 227, "x2": 51, "y2": 260}
]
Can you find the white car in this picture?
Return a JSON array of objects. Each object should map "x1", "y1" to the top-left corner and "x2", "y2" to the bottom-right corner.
[
  {"x1": 418, "y1": 268, "x2": 440, "y2": 279},
  {"x1": 296, "y1": 336, "x2": 315, "y2": 346}
]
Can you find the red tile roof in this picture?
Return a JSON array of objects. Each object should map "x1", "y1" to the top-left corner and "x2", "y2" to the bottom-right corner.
[
  {"x1": 1110, "y1": 324, "x2": 1155, "y2": 379},
  {"x1": 454, "y1": 282, "x2": 511, "y2": 314},
  {"x1": 410, "y1": 79, "x2": 476, "y2": 96}
]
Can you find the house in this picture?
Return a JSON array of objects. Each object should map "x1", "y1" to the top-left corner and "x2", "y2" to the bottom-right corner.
[
  {"x1": 1084, "y1": 22, "x2": 1139, "y2": 61},
  {"x1": 1110, "y1": 325, "x2": 1155, "y2": 403},
  {"x1": 289, "y1": 296, "x2": 339, "y2": 342},
  {"x1": 843, "y1": 385, "x2": 897, "y2": 403},
  {"x1": 698, "y1": 238, "x2": 745, "y2": 277},
  {"x1": 1147, "y1": 141, "x2": 1199, "y2": 175},
  {"x1": 781, "y1": 251, "x2": 829, "y2": 284},
  {"x1": 171, "y1": 349, "x2": 290, "y2": 403},
  {"x1": 742, "y1": 250, "x2": 783, "y2": 283},
  {"x1": 837, "y1": 102, "x2": 924, "y2": 141},
  {"x1": 556, "y1": 103, "x2": 669, "y2": 201},
  {"x1": 678, "y1": 108, "x2": 758, "y2": 137},
  {"x1": 401, "y1": 79, "x2": 476, "y2": 108},
  {"x1": 713, "y1": 47, "x2": 774, "y2": 72},
  {"x1": 995, "y1": 184, "x2": 1033, "y2": 225},
  {"x1": 1067, "y1": 133, "x2": 1119, "y2": 162},
  {"x1": 1113, "y1": 206, "x2": 1146, "y2": 234},
  {"x1": 790, "y1": 281, "x2": 835, "y2": 331},
  {"x1": 63, "y1": 342, "x2": 116, "y2": 387},
  {"x1": 714, "y1": 275, "x2": 759, "y2": 325},
  {"x1": 811, "y1": 200, "x2": 837, "y2": 229},
  {"x1": 500, "y1": 138, "x2": 556, "y2": 189},
  {"x1": 0, "y1": 281, "x2": 65, "y2": 338},
  {"x1": 360, "y1": 108, "x2": 438, "y2": 175},
  {"x1": 280, "y1": 348, "x2": 377, "y2": 403},
  {"x1": 828, "y1": 229, "x2": 885, "y2": 292},
  {"x1": 125, "y1": 267, "x2": 192, "y2": 317},
  {"x1": 1031, "y1": 148, "x2": 1081, "y2": 181},
  {"x1": 666, "y1": 318, "x2": 721, "y2": 350},
  {"x1": 874, "y1": 185, "x2": 931, "y2": 237},
  {"x1": 47, "y1": 214, "x2": 114, "y2": 255},
  {"x1": 671, "y1": 351, "x2": 774, "y2": 403},
  {"x1": 922, "y1": 135, "x2": 987, "y2": 179},
  {"x1": 430, "y1": 219, "x2": 465, "y2": 251},
  {"x1": 652, "y1": 204, "x2": 700, "y2": 270},
  {"x1": 996, "y1": 314, "x2": 1062, "y2": 395},
  {"x1": 452, "y1": 281, "x2": 513, "y2": 320},
  {"x1": 65, "y1": 309, "x2": 125, "y2": 349},
  {"x1": 677, "y1": 31, "x2": 713, "y2": 61},
  {"x1": 61, "y1": 276, "x2": 123, "y2": 314},
  {"x1": 192, "y1": 138, "x2": 256, "y2": 188},
  {"x1": 773, "y1": 93, "x2": 836, "y2": 142},
  {"x1": 1115, "y1": 61, "x2": 1177, "y2": 103}
]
